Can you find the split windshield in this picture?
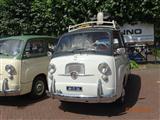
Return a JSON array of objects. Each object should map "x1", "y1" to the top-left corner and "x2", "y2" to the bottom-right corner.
[
  {"x1": 56, "y1": 32, "x2": 111, "y2": 54},
  {"x1": 0, "y1": 39, "x2": 23, "y2": 56}
]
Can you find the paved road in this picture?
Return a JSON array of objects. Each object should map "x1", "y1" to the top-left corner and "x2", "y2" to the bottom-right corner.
[{"x1": 0, "y1": 65, "x2": 159, "y2": 120}]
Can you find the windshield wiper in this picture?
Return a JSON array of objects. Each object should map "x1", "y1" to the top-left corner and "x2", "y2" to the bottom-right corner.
[{"x1": 54, "y1": 47, "x2": 96, "y2": 54}]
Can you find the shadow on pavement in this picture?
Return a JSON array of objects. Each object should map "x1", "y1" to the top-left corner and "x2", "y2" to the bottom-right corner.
[
  {"x1": 59, "y1": 73, "x2": 141, "y2": 117},
  {"x1": 0, "y1": 94, "x2": 49, "y2": 107}
]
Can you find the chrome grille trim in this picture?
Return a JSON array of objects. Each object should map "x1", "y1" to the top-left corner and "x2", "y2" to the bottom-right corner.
[
  {"x1": 65, "y1": 63, "x2": 85, "y2": 75},
  {"x1": 58, "y1": 74, "x2": 94, "y2": 76}
]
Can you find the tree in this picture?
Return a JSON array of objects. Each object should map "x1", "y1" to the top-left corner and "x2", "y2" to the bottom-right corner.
[
  {"x1": 0, "y1": 0, "x2": 33, "y2": 36},
  {"x1": 0, "y1": 0, "x2": 160, "y2": 36},
  {"x1": 51, "y1": 0, "x2": 99, "y2": 35},
  {"x1": 98, "y1": 0, "x2": 160, "y2": 25},
  {"x1": 0, "y1": 0, "x2": 56, "y2": 36}
]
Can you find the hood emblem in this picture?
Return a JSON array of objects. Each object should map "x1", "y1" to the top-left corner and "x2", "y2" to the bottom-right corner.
[{"x1": 70, "y1": 71, "x2": 78, "y2": 80}]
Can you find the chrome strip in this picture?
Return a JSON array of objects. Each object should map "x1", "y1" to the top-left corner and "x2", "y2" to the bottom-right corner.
[
  {"x1": 53, "y1": 94, "x2": 117, "y2": 103},
  {"x1": 2, "y1": 78, "x2": 9, "y2": 93},
  {"x1": 97, "y1": 79, "x2": 103, "y2": 97},
  {"x1": 47, "y1": 78, "x2": 56, "y2": 98},
  {"x1": 58, "y1": 74, "x2": 94, "y2": 76},
  {"x1": 1, "y1": 78, "x2": 20, "y2": 96}
]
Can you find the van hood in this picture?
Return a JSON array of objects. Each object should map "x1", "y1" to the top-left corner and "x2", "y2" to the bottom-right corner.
[
  {"x1": 48, "y1": 54, "x2": 117, "y2": 98},
  {"x1": 50, "y1": 54, "x2": 115, "y2": 76}
]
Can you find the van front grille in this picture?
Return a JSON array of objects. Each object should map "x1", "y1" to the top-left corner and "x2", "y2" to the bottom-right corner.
[{"x1": 65, "y1": 63, "x2": 85, "y2": 75}]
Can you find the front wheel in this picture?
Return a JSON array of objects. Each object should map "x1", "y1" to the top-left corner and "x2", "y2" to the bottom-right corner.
[
  {"x1": 116, "y1": 87, "x2": 126, "y2": 106},
  {"x1": 30, "y1": 76, "x2": 46, "y2": 99}
]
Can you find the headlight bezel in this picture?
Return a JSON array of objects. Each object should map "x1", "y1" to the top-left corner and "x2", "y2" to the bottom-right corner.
[
  {"x1": 98, "y1": 63, "x2": 112, "y2": 75},
  {"x1": 5, "y1": 64, "x2": 16, "y2": 75},
  {"x1": 48, "y1": 64, "x2": 56, "y2": 74}
]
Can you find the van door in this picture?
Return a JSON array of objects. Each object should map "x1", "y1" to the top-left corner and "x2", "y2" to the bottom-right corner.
[
  {"x1": 21, "y1": 38, "x2": 50, "y2": 94},
  {"x1": 113, "y1": 31, "x2": 129, "y2": 97}
]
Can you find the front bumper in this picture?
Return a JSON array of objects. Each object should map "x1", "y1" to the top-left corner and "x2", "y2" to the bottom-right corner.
[
  {"x1": 47, "y1": 78, "x2": 118, "y2": 103},
  {"x1": 47, "y1": 91, "x2": 117, "y2": 103},
  {"x1": 0, "y1": 79, "x2": 20, "y2": 96}
]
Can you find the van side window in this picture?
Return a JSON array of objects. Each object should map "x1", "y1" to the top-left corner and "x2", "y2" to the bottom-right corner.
[{"x1": 24, "y1": 39, "x2": 47, "y2": 58}]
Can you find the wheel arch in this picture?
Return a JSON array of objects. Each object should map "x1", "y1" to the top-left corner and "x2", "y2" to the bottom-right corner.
[{"x1": 32, "y1": 73, "x2": 48, "y2": 90}]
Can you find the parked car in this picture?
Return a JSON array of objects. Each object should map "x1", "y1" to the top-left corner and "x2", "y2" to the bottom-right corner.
[
  {"x1": 0, "y1": 35, "x2": 56, "y2": 98},
  {"x1": 47, "y1": 13, "x2": 130, "y2": 104}
]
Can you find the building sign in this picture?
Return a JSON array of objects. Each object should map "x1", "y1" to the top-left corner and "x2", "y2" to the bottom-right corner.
[{"x1": 120, "y1": 22, "x2": 154, "y2": 43}]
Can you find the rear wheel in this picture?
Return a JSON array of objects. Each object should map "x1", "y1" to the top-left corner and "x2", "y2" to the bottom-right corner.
[{"x1": 30, "y1": 76, "x2": 47, "y2": 99}]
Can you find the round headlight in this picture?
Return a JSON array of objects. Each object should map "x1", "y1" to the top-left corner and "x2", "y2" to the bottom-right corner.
[
  {"x1": 98, "y1": 63, "x2": 111, "y2": 75},
  {"x1": 48, "y1": 64, "x2": 56, "y2": 74},
  {"x1": 5, "y1": 65, "x2": 16, "y2": 75}
]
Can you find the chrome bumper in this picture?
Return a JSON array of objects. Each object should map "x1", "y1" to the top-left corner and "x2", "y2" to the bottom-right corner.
[
  {"x1": 47, "y1": 79, "x2": 117, "y2": 103},
  {"x1": 0, "y1": 79, "x2": 20, "y2": 96},
  {"x1": 47, "y1": 91, "x2": 117, "y2": 103}
]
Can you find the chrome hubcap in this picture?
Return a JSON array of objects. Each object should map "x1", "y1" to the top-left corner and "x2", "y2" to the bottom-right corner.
[{"x1": 35, "y1": 81, "x2": 44, "y2": 95}]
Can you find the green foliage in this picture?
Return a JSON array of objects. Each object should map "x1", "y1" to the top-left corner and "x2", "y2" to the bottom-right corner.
[
  {"x1": 98, "y1": 0, "x2": 160, "y2": 24},
  {"x1": 0, "y1": 0, "x2": 33, "y2": 35},
  {"x1": 51, "y1": 0, "x2": 99, "y2": 35},
  {"x1": 0, "y1": 0, "x2": 160, "y2": 36},
  {"x1": 152, "y1": 48, "x2": 160, "y2": 58},
  {"x1": 130, "y1": 60, "x2": 139, "y2": 69}
]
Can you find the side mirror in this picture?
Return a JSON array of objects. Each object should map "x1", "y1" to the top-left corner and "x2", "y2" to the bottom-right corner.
[
  {"x1": 48, "y1": 44, "x2": 56, "y2": 52},
  {"x1": 47, "y1": 44, "x2": 56, "y2": 58},
  {"x1": 47, "y1": 51, "x2": 53, "y2": 59},
  {"x1": 114, "y1": 48, "x2": 126, "y2": 55}
]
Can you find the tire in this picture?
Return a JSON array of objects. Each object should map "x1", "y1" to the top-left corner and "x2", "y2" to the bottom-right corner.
[
  {"x1": 30, "y1": 76, "x2": 47, "y2": 99},
  {"x1": 116, "y1": 94, "x2": 125, "y2": 106},
  {"x1": 116, "y1": 86, "x2": 126, "y2": 106},
  {"x1": 60, "y1": 100, "x2": 71, "y2": 105}
]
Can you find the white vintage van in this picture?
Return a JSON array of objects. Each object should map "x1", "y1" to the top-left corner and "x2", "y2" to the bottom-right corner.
[
  {"x1": 47, "y1": 15, "x2": 130, "y2": 103},
  {"x1": 0, "y1": 35, "x2": 55, "y2": 98}
]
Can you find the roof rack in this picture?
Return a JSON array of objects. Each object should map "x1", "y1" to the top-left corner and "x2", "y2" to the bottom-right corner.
[{"x1": 68, "y1": 20, "x2": 120, "y2": 32}]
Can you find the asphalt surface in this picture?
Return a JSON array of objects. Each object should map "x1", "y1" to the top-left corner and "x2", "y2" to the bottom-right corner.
[{"x1": 0, "y1": 64, "x2": 159, "y2": 120}]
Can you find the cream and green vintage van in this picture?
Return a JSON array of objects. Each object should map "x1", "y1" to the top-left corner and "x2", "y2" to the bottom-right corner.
[
  {"x1": 47, "y1": 13, "x2": 130, "y2": 104},
  {"x1": 0, "y1": 35, "x2": 55, "y2": 98}
]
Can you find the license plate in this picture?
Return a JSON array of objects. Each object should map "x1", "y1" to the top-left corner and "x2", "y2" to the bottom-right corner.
[{"x1": 66, "y1": 86, "x2": 82, "y2": 91}]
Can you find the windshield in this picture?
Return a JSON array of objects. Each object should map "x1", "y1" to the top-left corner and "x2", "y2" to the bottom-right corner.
[
  {"x1": 56, "y1": 32, "x2": 111, "y2": 54},
  {"x1": 0, "y1": 39, "x2": 23, "y2": 56}
]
